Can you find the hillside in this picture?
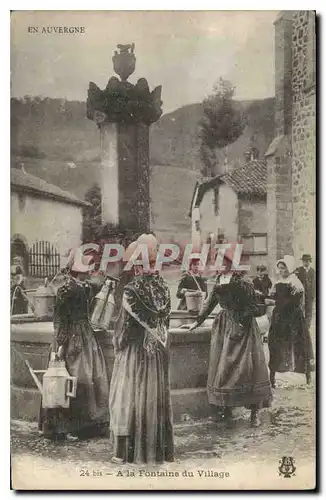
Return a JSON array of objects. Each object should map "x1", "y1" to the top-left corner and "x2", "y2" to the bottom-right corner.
[
  {"x1": 11, "y1": 96, "x2": 275, "y2": 179},
  {"x1": 149, "y1": 98, "x2": 275, "y2": 170},
  {"x1": 11, "y1": 96, "x2": 275, "y2": 241},
  {"x1": 150, "y1": 165, "x2": 199, "y2": 242}
]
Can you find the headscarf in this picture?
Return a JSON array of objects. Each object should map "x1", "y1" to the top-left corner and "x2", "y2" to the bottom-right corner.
[
  {"x1": 123, "y1": 233, "x2": 158, "y2": 268},
  {"x1": 276, "y1": 255, "x2": 296, "y2": 274},
  {"x1": 276, "y1": 255, "x2": 304, "y2": 295},
  {"x1": 63, "y1": 248, "x2": 93, "y2": 278}
]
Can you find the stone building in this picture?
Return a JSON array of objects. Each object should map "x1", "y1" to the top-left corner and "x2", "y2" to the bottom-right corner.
[
  {"x1": 11, "y1": 165, "x2": 89, "y2": 275},
  {"x1": 266, "y1": 11, "x2": 316, "y2": 270},
  {"x1": 190, "y1": 159, "x2": 268, "y2": 274}
]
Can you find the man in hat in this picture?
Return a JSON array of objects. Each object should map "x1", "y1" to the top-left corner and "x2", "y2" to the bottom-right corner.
[{"x1": 296, "y1": 254, "x2": 316, "y2": 330}]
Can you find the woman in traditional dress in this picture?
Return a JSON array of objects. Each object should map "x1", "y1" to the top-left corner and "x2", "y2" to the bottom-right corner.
[
  {"x1": 176, "y1": 258, "x2": 208, "y2": 310},
  {"x1": 11, "y1": 270, "x2": 29, "y2": 315},
  {"x1": 109, "y1": 234, "x2": 174, "y2": 464},
  {"x1": 38, "y1": 254, "x2": 110, "y2": 441},
  {"x1": 188, "y1": 249, "x2": 272, "y2": 427},
  {"x1": 268, "y1": 255, "x2": 314, "y2": 388}
]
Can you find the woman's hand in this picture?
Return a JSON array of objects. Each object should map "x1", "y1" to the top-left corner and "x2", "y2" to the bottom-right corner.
[
  {"x1": 184, "y1": 321, "x2": 199, "y2": 332},
  {"x1": 265, "y1": 298, "x2": 275, "y2": 306},
  {"x1": 56, "y1": 346, "x2": 65, "y2": 360}
]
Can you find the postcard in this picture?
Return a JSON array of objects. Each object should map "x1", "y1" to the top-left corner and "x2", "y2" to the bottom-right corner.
[{"x1": 10, "y1": 10, "x2": 316, "y2": 490}]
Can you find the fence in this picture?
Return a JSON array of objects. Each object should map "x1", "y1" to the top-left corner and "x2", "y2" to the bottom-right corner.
[{"x1": 28, "y1": 241, "x2": 60, "y2": 278}]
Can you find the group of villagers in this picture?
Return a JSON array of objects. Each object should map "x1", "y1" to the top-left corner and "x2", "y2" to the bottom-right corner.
[{"x1": 35, "y1": 234, "x2": 314, "y2": 465}]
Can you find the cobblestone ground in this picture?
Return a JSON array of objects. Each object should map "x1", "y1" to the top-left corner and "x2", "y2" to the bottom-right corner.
[
  {"x1": 11, "y1": 371, "x2": 315, "y2": 490},
  {"x1": 11, "y1": 297, "x2": 316, "y2": 490}
]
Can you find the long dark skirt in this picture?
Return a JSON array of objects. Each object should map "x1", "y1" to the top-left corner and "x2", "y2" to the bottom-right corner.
[
  {"x1": 207, "y1": 309, "x2": 272, "y2": 408},
  {"x1": 109, "y1": 341, "x2": 174, "y2": 464},
  {"x1": 268, "y1": 305, "x2": 314, "y2": 374},
  {"x1": 39, "y1": 321, "x2": 110, "y2": 439}
]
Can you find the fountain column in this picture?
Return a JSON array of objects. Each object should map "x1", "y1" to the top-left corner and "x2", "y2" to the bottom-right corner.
[{"x1": 86, "y1": 43, "x2": 163, "y2": 233}]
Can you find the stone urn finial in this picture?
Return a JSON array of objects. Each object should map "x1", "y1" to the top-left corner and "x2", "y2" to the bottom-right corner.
[
  {"x1": 87, "y1": 43, "x2": 162, "y2": 125},
  {"x1": 112, "y1": 43, "x2": 136, "y2": 81}
]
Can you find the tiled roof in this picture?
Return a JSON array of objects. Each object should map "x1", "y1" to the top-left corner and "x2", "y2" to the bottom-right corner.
[
  {"x1": 220, "y1": 160, "x2": 267, "y2": 196},
  {"x1": 190, "y1": 160, "x2": 267, "y2": 214},
  {"x1": 11, "y1": 168, "x2": 90, "y2": 207}
]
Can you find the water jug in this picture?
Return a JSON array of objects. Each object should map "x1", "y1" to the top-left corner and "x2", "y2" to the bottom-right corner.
[
  {"x1": 42, "y1": 358, "x2": 77, "y2": 409},
  {"x1": 90, "y1": 278, "x2": 117, "y2": 331},
  {"x1": 25, "y1": 357, "x2": 77, "y2": 409}
]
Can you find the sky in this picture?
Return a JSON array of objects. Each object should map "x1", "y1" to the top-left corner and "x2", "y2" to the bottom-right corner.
[{"x1": 11, "y1": 10, "x2": 277, "y2": 114}]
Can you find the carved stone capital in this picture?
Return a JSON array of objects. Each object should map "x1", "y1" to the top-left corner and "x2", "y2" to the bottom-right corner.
[{"x1": 87, "y1": 78, "x2": 162, "y2": 126}]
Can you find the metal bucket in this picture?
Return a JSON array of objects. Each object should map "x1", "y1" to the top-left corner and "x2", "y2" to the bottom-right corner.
[
  {"x1": 33, "y1": 284, "x2": 56, "y2": 319},
  {"x1": 185, "y1": 290, "x2": 206, "y2": 313}
]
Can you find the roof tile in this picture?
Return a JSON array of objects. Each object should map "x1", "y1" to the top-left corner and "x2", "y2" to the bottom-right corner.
[
  {"x1": 221, "y1": 160, "x2": 266, "y2": 195},
  {"x1": 11, "y1": 168, "x2": 90, "y2": 207}
]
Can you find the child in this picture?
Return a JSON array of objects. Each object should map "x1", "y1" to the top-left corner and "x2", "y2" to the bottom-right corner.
[{"x1": 253, "y1": 265, "x2": 272, "y2": 300}]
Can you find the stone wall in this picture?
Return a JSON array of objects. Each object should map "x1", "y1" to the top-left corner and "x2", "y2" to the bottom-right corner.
[
  {"x1": 266, "y1": 136, "x2": 293, "y2": 275},
  {"x1": 267, "y1": 10, "x2": 315, "y2": 271},
  {"x1": 274, "y1": 11, "x2": 293, "y2": 137},
  {"x1": 266, "y1": 154, "x2": 278, "y2": 272},
  {"x1": 291, "y1": 11, "x2": 316, "y2": 261},
  {"x1": 11, "y1": 315, "x2": 214, "y2": 423}
]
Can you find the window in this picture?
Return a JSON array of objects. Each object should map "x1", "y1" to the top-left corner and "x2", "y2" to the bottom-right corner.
[{"x1": 241, "y1": 233, "x2": 268, "y2": 255}]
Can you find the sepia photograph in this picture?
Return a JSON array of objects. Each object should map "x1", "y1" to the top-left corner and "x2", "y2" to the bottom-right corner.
[{"x1": 10, "y1": 9, "x2": 316, "y2": 490}]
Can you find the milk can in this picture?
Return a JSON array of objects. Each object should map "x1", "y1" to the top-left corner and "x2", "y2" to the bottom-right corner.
[
  {"x1": 33, "y1": 278, "x2": 56, "y2": 319},
  {"x1": 42, "y1": 358, "x2": 77, "y2": 409},
  {"x1": 90, "y1": 277, "x2": 118, "y2": 331},
  {"x1": 25, "y1": 356, "x2": 77, "y2": 409}
]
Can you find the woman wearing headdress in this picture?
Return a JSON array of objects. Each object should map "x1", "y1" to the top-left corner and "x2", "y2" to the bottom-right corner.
[
  {"x1": 109, "y1": 234, "x2": 174, "y2": 464},
  {"x1": 187, "y1": 245, "x2": 272, "y2": 427},
  {"x1": 268, "y1": 255, "x2": 314, "y2": 388},
  {"x1": 38, "y1": 250, "x2": 110, "y2": 441}
]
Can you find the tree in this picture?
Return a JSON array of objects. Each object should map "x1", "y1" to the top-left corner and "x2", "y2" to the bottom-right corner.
[{"x1": 199, "y1": 78, "x2": 245, "y2": 178}]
